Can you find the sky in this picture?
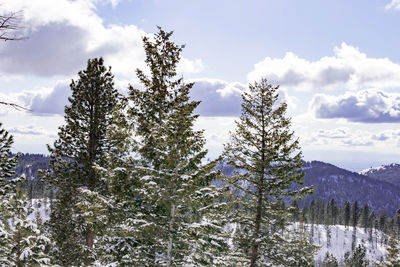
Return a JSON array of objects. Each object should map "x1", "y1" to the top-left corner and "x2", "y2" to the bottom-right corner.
[{"x1": 1, "y1": 0, "x2": 400, "y2": 171}]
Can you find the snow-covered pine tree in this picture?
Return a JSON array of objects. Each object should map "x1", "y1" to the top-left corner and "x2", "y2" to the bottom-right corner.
[
  {"x1": 322, "y1": 252, "x2": 339, "y2": 267},
  {"x1": 377, "y1": 236, "x2": 400, "y2": 267},
  {"x1": 223, "y1": 78, "x2": 315, "y2": 266},
  {"x1": 105, "y1": 27, "x2": 228, "y2": 266},
  {"x1": 43, "y1": 57, "x2": 119, "y2": 266},
  {"x1": 6, "y1": 181, "x2": 50, "y2": 267},
  {"x1": 0, "y1": 124, "x2": 50, "y2": 266},
  {"x1": 0, "y1": 123, "x2": 17, "y2": 266},
  {"x1": 345, "y1": 244, "x2": 369, "y2": 267}
]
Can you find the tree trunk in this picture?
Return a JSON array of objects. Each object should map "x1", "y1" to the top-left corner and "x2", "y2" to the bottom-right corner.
[
  {"x1": 166, "y1": 202, "x2": 176, "y2": 267},
  {"x1": 16, "y1": 226, "x2": 21, "y2": 267},
  {"x1": 167, "y1": 166, "x2": 178, "y2": 267},
  {"x1": 250, "y1": 183, "x2": 263, "y2": 267},
  {"x1": 86, "y1": 230, "x2": 94, "y2": 248},
  {"x1": 250, "y1": 98, "x2": 265, "y2": 267}
]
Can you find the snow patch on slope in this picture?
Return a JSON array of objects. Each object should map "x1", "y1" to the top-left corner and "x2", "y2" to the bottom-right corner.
[
  {"x1": 307, "y1": 224, "x2": 387, "y2": 263},
  {"x1": 359, "y1": 163, "x2": 400, "y2": 176}
]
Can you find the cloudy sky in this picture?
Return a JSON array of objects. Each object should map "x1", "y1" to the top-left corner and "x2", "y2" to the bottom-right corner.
[{"x1": 1, "y1": 0, "x2": 400, "y2": 171}]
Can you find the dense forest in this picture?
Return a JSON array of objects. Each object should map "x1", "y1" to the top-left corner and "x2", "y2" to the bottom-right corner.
[{"x1": 1, "y1": 28, "x2": 400, "y2": 266}]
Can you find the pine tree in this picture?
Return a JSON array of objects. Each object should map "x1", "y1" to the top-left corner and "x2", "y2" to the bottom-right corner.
[
  {"x1": 291, "y1": 200, "x2": 300, "y2": 222},
  {"x1": 345, "y1": 244, "x2": 369, "y2": 267},
  {"x1": 0, "y1": 123, "x2": 18, "y2": 266},
  {"x1": 329, "y1": 198, "x2": 338, "y2": 225},
  {"x1": 43, "y1": 57, "x2": 118, "y2": 265},
  {"x1": 0, "y1": 124, "x2": 50, "y2": 266},
  {"x1": 344, "y1": 201, "x2": 351, "y2": 229},
  {"x1": 379, "y1": 236, "x2": 400, "y2": 267},
  {"x1": 380, "y1": 210, "x2": 388, "y2": 246},
  {"x1": 395, "y1": 209, "x2": 400, "y2": 241},
  {"x1": 322, "y1": 252, "x2": 339, "y2": 267},
  {"x1": 351, "y1": 201, "x2": 360, "y2": 251},
  {"x1": 310, "y1": 199, "x2": 316, "y2": 238},
  {"x1": 361, "y1": 204, "x2": 370, "y2": 233},
  {"x1": 99, "y1": 27, "x2": 228, "y2": 266},
  {"x1": 352, "y1": 201, "x2": 360, "y2": 228},
  {"x1": 223, "y1": 78, "x2": 315, "y2": 266},
  {"x1": 369, "y1": 212, "x2": 377, "y2": 246}
]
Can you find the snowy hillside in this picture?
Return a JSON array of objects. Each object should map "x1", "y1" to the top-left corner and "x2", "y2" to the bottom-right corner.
[
  {"x1": 360, "y1": 163, "x2": 400, "y2": 187},
  {"x1": 304, "y1": 224, "x2": 387, "y2": 264}
]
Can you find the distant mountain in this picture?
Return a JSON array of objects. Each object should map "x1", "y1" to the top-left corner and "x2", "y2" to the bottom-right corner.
[
  {"x1": 359, "y1": 163, "x2": 400, "y2": 187},
  {"x1": 14, "y1": 155, "x2": 400, "y2": 215},
  {"x1": 218, "y1": 160, "x2": 400, "y2": 216},
  {"x1": 300, "y1": 161, "x2": 400, "y2": 215}
]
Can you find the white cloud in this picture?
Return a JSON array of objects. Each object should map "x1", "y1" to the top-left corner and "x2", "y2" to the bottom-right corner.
[
  {"x1": 0, "y1": 80, "x2": 71, "y2": 116},
  {"x1": 303, "y1": 128, "x2": 374, "y2": 147},
  {"x1": 24, "y1": 81, "x2": 71, "y2": 115},
  {"x1": 316, "y1": 128, "x2": 351, "y2": 139},
  {"x1": 189, "y1": 78, "x2": 245, "y2": 116},
  {"x1": 8, "y1": 125, "x2": 55, "y2": 137},
  {"x1": 0, "y1": 0, "x2": 202, "y2": 78},
  {"x1": 247, "y1": 43, "x2": 400, "y2": 91},
  {"x1": 310, "y1": 89, "x2": 400, "y2": 123},
  {"x1": 178, "y1": 58, "x2": 204, "y2": 74},
  {"x1": 385, "y1": 0, "x2": 400, "y2": 10},
  {"x1": 188, "y1": 78, "x2": 297, "y2": 117}
]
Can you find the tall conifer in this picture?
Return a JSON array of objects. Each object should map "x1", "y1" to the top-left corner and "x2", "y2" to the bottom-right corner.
[
  {"x1": 223, "y1": 78, "x2": 315, "y2": 266},
  {"x1": 97, "y1": 28, "x2": 227, "y2": 266},
  {"x1": 44, "y1": 57, "x2": 118, "y2": 265}
]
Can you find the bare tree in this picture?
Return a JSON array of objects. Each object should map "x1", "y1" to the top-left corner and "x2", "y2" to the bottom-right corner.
[
  {"x1": 0, "y1": 6, "x2": 28, "y2": 110},
  {"x1": 0, "y1": 8, "x2": 25, "y2": 41}
]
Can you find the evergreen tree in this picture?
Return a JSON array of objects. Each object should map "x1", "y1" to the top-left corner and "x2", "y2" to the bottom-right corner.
[
  {"x1": 317, "y1": 199, "x2": 325, "y2": 225},
  {"x1": 6, "y1": 182, "x2": 50, "y2": 267},
  {"x1": 344, "y1": 201, "x2": 351, "y2": 229},
  {"x1": 43, "y1": 57, "x2": 118, "y2": 265},
  {"x1": 322, "y1": 252, "x2": 339, "y2": 267},
  {"x1": 114, "y1": 27, "x2": 228, "y2": 266},
  {"x1": 345, "y1": 244, "x2": 369, "y2": 267},
  {"x1": 0, "y1": 124, "x2": 49, "y2": 266},
  {"x1": 395, "y1": 209, "x2": 400, "y2": 240},
  {"x1": 223, "y1": 78, "x2": 315, "y2": 266},
  {"x1": 328, "y1": 198, "x2": 338, "y2": 225},
  {"x1": 380, "y1": 210, "x2": 388, "y2": 233},
  {"x1": 369, "y1": 211, "x2": 377, "y2": 246},
  {"x1": 352, "y1": 201, "x2": 360, "y2": 228},
  {"x1": 379, "y1": 236, "x2": 400, "y2": 267},
  {"x1": 361, "y1": 204, "x2": 370, "y2": 233},
  {"x1": 351, "y1": 201, "x2": 360, "y2": 251},
  {"x1": 291, "y1": 200, "x2": 300, "y2": 222},
  {"x1": 310, "y1": 199, "x2": 316, "y2": 238}
]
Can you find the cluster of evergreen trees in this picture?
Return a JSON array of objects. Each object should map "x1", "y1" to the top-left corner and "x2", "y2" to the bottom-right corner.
[
  {"x1": 0, "y1": 28, "x2": 317, "y2": 266},
  {"x1": 296, "y1": 199, "x2": 400, "y2": 241},
  {"x1": 294, "y1": 199, "x2": 400, "y2": 266}
]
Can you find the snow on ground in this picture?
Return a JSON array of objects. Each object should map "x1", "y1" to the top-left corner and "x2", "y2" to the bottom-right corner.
[
  {"x1": 303, "y1": 224, "x2": 387, "y2": 263},
  {"x1": 28, "y1": 201, "x2": 389, "y2": 263},
  {"x1": 28, "y1": 198, "x2": 51, "y2": 223},
  {"x1": 359, "y1": 163, "x2": 400, "y2": 175}
]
